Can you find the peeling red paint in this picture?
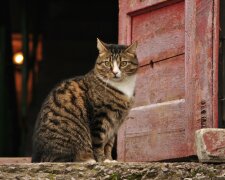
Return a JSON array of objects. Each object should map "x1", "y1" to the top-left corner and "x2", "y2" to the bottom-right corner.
[{"x1": 203, "y1": 131, "x2": 225, "y2": 156}]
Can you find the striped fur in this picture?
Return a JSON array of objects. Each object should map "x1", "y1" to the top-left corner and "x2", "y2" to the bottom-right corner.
[{"x1": 32, "y1": 39, "x2": 138, "y2": 162}]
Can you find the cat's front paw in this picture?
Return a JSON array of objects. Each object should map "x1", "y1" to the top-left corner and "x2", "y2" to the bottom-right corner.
[
  {"x1": 94, "y1": 153, "x2": 105, "y2": 162},
  {"x1": 103, "y1": 159, "x2": 118, "y2": 163},
  {"x1": 85, "y1": 159, "x2": 97, "y2": 164}
]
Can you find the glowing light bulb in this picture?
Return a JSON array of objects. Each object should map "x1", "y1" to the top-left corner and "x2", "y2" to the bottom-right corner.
[{"x1": 13, "y1": 52, "x2": 24, "y2": 65}]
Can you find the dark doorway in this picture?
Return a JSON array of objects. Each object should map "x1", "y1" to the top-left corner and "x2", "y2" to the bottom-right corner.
[
  {"x1": 0, "y1": 0, "x2": 118, "y2": 157},
  {"x1": 25, "y1": 1, "x2": 118, "y2": 156},
  {"x1": 219, "y1": 0, "x2": 225, "y2": 128}
]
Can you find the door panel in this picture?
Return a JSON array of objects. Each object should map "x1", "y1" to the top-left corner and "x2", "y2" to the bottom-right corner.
[
  {"x1": 132, "y1": 1, "x2": 184, "y2": 65},
  {"x1": 118, "y1": 0, "x2": 219, "y2": 161},
  {"x1": 124, "y1": 99, "x2": 186, "y2": 161},
  {"x1": 134, "y1": 55, "x2": 185, "y2": 107}
]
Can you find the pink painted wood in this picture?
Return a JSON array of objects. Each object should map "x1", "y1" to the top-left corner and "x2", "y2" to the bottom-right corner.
[
  {"x1": 118, "y1": 0, "x2": 219, "y2": 162},
  {"x1": 185, "y1": 0, "x2": 218, "y2": 154},
  {"x1": 134, "y1": 55, "x2": 185, "y2": 107},
  {"x1": 213, "y1": 0, "x2": 220, "y2": 128}
]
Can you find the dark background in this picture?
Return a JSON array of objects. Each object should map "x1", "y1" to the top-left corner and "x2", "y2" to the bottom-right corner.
[{"x1": 0, "y1": 0, "x2": 118, "y2": 157}]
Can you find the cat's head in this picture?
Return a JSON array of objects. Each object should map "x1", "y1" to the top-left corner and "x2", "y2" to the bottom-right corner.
[{"x1": 94, "y1": 38, "x2": 139, "y2": 82}]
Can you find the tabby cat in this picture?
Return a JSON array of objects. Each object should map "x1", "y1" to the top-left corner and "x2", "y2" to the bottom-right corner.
[{"x1": 32, "y1": 38, "x2": 138, "y2": 162}]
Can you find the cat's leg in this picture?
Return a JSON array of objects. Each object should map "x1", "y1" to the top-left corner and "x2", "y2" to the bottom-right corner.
[
  {"x1": 91, "y1": 117, "x2": 116, "y2": 162},
  {"x1": 91, "y1": 123, "x2": 108, "y2": 162},
  {"x1": 103, "y1": 136, "x2": 117, "y2": 163},
  {"x1": 92, "y1": 132, "x2": 117, "y2": 162},
  {"x1": 104, "y1": 136, "x2": 115, "y2": 160},
  {"x1": 92, "y1": 142, "x2": 106, "y2": 162}
]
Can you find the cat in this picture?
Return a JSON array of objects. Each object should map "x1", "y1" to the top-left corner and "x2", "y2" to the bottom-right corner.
[{"x1": 32, "y1": 38, "x2": 138, "y2": 162}]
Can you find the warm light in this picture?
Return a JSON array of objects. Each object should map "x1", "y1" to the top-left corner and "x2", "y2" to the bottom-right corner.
[{"x1": 13, "y1": 52, "x2": 24, "y2": 65}]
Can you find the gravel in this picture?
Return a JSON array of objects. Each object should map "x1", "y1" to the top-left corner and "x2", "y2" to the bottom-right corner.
[{"x1": 0, "y1": 162, "x2": 224, "y2": 179}]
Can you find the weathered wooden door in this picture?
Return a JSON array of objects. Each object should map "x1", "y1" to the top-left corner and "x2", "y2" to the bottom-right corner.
[{"x1": 118, "y1": 0, "x2": 219, "y2": 161}]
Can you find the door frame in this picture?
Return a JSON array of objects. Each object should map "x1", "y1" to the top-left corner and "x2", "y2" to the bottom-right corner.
[{"x1": 185, "y1": 0, "x2": 220, "y2": 153}]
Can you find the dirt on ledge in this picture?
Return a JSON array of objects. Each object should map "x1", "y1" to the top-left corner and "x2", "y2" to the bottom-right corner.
[{"x1": 0, "y1": 162, "x2": 225, "y2": 180}]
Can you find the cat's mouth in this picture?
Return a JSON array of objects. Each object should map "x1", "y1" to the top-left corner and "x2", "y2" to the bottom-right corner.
[
  {"x1": 113, "y1": 74, "x2": 120, "y2": 78},
  {"x1": 111, "y1": 76, "x2": 123, "y2": 82},
  {"x1": 99, "y1": 74, "x2": 123, "y2": 82}
]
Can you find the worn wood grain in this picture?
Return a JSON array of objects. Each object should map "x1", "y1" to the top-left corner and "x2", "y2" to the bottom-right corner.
[
  {"x1": 122, "y1": 0, "x2": 183, "y2": 16},
  {"x1": 119, "y1": 99, "x2": 187, "y2": 161},
  {"x1": 119, "y1": 0, "x2": 186, "y2": 162},
  {"x1": 132, "y1": 1, "x2": 184, "y2": 66},
  {"x1": 185, "y1": 0, "x2": 216, "y2": 155},
  {"x1": 213, "y1": 0, "x2": 220, "y2": 128},
  {"x1": 134, "y1": 54, "x2": 185, "y2": 107}
]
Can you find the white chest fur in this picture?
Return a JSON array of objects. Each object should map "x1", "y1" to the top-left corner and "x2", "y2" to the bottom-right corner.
[{"x1": 108, "y1": 75, "x2": 137, "y2": 98}]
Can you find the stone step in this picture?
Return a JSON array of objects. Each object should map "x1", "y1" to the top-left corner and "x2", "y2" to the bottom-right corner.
[
  {"x1": 0, "y1": 162, "x2": 224, "y2": 179},
  {"x1": 0, "y1": 158, "x2": 31, "y2": 164}
]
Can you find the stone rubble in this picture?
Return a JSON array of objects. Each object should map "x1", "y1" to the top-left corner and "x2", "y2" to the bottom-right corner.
[
  {"x1": 196, "y1": 128, "x2": 225, "y2": 163},
  {"x1": 0, "y1": 162, "x2": 224, "y2": 179}
]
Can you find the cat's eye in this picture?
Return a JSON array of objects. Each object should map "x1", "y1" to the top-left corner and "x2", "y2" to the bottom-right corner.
[
  {"x1": 120, "y1": 61, "x2": 128, "y2": 67},
  {"x1": 104, "y1": 61, "x2": 111, "y2": 67}
]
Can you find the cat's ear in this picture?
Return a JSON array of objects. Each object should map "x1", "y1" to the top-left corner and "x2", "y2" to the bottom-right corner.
[
  {"x1": 125, "y1": 41, "x2": 138, "y2": 56},
  {"x1": 97, "y1": 38, "x2": 108, "y2": 56}
]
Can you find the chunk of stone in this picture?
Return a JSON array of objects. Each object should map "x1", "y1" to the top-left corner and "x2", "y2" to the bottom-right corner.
[{"x1": 195, "y1": 128, "x2": 225, "y2": 162}]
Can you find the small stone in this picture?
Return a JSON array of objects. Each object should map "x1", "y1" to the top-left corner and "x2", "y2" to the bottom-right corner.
[
  {"x1": 196, "y1": 128, "x2": 225, "y2": 163},
  {"x1": 196, "y1": 173, "x2": 202, "y2": 177},
  {"x1": 66, "y1": 167, "x2": 73, "y2": 172},
  {"x1": 108, "y1": 170, "x2": 114, "y2": 174},
  {"x1": 103, "y1": 175, "x2": 110, "y2": 179},
  {"x1": 162, "y1": 167, "x2": 169, "y2": 172},
  {"x1": 78, "y1": 172, "x2": 84, "y2": 176},
  {"x1": 78, "y1": 167, "x2": 85, "y2": 171},
  {"x1": 150, "y1": 169, "x2": 157, "y2": 173},
  {"x1": 94, "y1": 165, "x2": 104, "y2": 171},
  {"x1": 220, "y1": 170, "x2": 225, "y2": 177}
]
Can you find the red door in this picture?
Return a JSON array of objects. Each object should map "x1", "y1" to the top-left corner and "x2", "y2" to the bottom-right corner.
[{"x1": 118, "y1": 0, "x2": 219, "y2": 161}]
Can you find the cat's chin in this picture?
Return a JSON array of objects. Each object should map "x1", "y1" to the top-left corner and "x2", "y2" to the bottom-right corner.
[
  {"x1": 111, "y1": 78, "x2": 122, "y2": 82},
  {"x1": 101, "y1": 76, "x2": 123, "y2": 82}
]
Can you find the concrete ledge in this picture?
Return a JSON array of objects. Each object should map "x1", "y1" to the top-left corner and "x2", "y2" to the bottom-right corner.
[
  {"x1": 0, "y1": 162, "x2": 225, "y2": 179},
  {"x1": 196, "y1": 128, "x2": 225, "y2": 163},
  {"x1": 0, "y1": 158, "x2": 31, "y2": 164}
]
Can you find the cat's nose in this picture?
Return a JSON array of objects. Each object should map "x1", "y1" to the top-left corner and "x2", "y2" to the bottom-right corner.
[
  {"x1": 113, "y1": 71, "x2": 121, "y2": 78},
  {"x1": 113, "y1": 71, "x2": 119, "y2": 75},
  {"x1": 112, "y1": 61, "x2": 121, "y2": 77}
]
